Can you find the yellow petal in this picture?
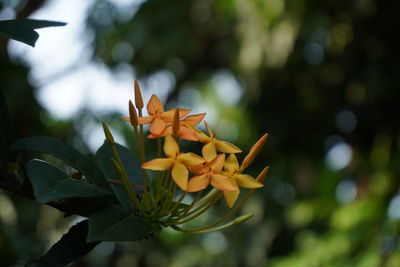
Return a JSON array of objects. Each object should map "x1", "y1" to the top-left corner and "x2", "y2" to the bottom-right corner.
[
  {"x1": 224, "y1": 190, "x2": 240, "y2": 208},
  {"x1": 147, "y1": 94, "x2": 164, "y2": 114},
  {"x1": 209, "y1": 154, "x2": 225, "y2": 173},
  {"x1": 171, "y1": 162, "x2": 189, "y2": 190},
  {"x1": 235, "y1": 174, "x2": 263, "y2": 189},
  {"x1": 182, "y1": 113, "x2": 206, "y2": 126},
  {"x1": 164, "y1": 135, "x2": 179, "y2": 158},
  {"x1": 162, "y1": 108, "x2": 191, "y2": 121},
  {"x1": 224, "y1": 154, "x2": 239, "y2": 175},
  {"x1": 204, "y1": 121, "x2": 214, "y2": 136},
  {"x1": 215, "y1": 140, "x2": 242, "y2": 153},
  {"x1": 149, "y1": 118, "x2": 166, "y2": 135},
  {"x1": 240, "y1": 133, "x2": 269, "y2": 171},
  {"x1": 210, "y1": 174, "x2": 238, "y2": 191},
  {"x1": 141, "y1": 158, "x2": 174, "y2": 170},
  {"x1": 178, "y1": 152, "x2": 205, "y2": 167},
  {"x1": 177, "y1": 126, "x2": 199, "y2": 141},
  {"x1": 187, "y1": 174, "x2": 209, "y2": 192},
  {"x1": 202, "y1": 142, "x2": 217, "y2": 162}
]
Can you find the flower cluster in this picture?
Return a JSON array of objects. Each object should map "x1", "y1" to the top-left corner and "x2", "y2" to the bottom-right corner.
[{"x1": 104, "y1": 80, "x2": 269, "y2": 233}]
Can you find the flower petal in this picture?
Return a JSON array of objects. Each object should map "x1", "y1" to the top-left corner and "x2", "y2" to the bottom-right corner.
[
  {"x1": 224, "y1": 190, "x2": 240, "y2": 208},
  {"x1": 141, "y1": 158, "x2": 174, "y2": 170},
  {"x1": 178, "y1": 152, "x2": 205, "y2": 167},
  {"x1": 177, "y1": 126, "x2": 199, "y2": 141},
  {"x1": 225, "y1": 154, "x2": 239, "y2": 175},
  {"x1": 202, "y1": 142, "x2": 217, "y2": 162},
  {"x1": 184, "y1": 124, "x2": 211, "y2": 143},
  {"x1": 215, "y1": 140, "x2": 242, "y2": 153},
  {"x1": 187, "y1": 174, "x2": 209, "y2": 192},
  {"x1": 188, "y1": 164, "x2": 208, "y2": 175},
  {"x1": 236, "y1": 174, "x2": 263, "y2": 189},
  {"x1": 208, "y1": 154, "x2": 225, "y2": 173},
  {"x1": 138, "y1": 116, "x2": 154, "y2": 124},
  {"x1": 150, "y1": 118, "x2": 167, "y2": 135},
  {"x1": 164, "y1": 135, "x2": 179, "y2": 158},
  {"x1": 171, "y1": 162, "x2": 189, "y2": 190},
  {"x1": 182, "y1": 113, "x2": 206, "y2": 126},
  {"x1": 147, "y1": 94, "x2": 164, "y2": 114},
  {"x1": 210, "y1": 174, "x2": 238, "y2": 191},
  {"x1": 162, "y1": 108, "x2": 191, "y2": 121}
]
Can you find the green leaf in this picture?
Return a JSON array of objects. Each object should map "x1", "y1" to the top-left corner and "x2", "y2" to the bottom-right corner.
[
  {"x1": 28, "y1": 220, "x2": 99, "y2": 267},
  {"x1": 12, "y1": 136, "x2": 111, "y2": 190},
  {"x1": 96, "y1": 141, "x2": 143, "y2": 211},
  {"x1": 26, "y1": 159, "x2": 111, "y2": 204},
  {"x1": 0, "y1": 19, "x2": 66, "y2": 47},
  {"x1": 88, "y1": 205, "x2": 152, "y2": 242}
]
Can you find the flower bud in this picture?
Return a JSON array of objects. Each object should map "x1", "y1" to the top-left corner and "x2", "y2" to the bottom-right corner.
[
  {"x1": 128, "y1": 100, "x2": 139, "y2": 127},
  {"x1": 134, "y1": 80, "x2": 144, "y2": 109},
  {"x1": 240, "y1": 133, "x2": 269, "y2": 171}
]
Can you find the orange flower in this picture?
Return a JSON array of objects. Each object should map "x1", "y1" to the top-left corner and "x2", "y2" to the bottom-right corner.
[
  {"x1": 152, "y1": 112, "x2": 206, "y2": 141},
  {"x1": 187, "y1": 153, "x2": 238, "y2": 193},
  {"x1": 141, "y1": 135, "x2": 204, "y2": 190},
  {"x1": 222, "y1": 154, "x2": 264, "y2": 208},
  {"x1": 124, "y1": 94, "x2": 190, "y2": 137}
]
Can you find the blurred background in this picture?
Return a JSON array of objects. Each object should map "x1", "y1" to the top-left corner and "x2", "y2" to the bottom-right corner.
[{"x1": 1, "y1": 0, "x2": 400, "y2": 266}]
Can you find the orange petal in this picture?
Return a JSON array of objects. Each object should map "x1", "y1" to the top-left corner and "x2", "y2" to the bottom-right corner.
[
  {"x1": 224, "y1": 154, "x2": 239, "y2": 175},
  {"x1": 147, "y1": 127, "x2": 169, "y2": 139},
  {"x1": 182, "y1": 113, "x2": 206, "y2": 126},
  {"x1": 177, "y1": 126, "x2": 199, "y2": 141},
  {"x1": 150, "y1": 118, "x2": 167, "y2": 135},
  {"x1": 235, "y1": 174, "x2": 263, "y2": 189},
  {"x1": 171, "y1": 161, "x2": 189, "y2": 190},
  {"x1": 164, "y1": 135, "x2": 179, "y2": 158},
  {"x1": 208, "y1": 154, "x2": 225, "y2": 173},
  {"x1": 187, "y1": 174, "x2": 209, "y2": 192},
  {"x1": 137, "y1": 116, "x2": 153, "y2": 124},
  {"x1": 162, "y1": 108, "x2": 191, "y2": 121},
  {"x1": 240, "y1": 133, "x2": 269, "y2": 171},
  {"x1": 210, "y1": 174, "x2": 238, "y2": 191},
  {"x1": 224, "y1": 190, "x2": 240, "y2": 208},
  {"x1": 184, "y1": 123, "x2": 211, "y2": 143},
  {"x1": 202, "y1": 142, "x2": 217, "y2": 162},
  {"x1": 215, "y1": 140, "x2": 242, "y2": 153},
  {"x1": 141, "y1": 158, "x2": 174, "y2": 170},
  {"x1": 188, "y1": 164, "x2": 208, "y2": 175},
  {"x1": 147, "y1": 94, "x2": 164, "y2": 114},
  {"x1": 178, "y1": 152, "x2": 205, "y2": 167}
]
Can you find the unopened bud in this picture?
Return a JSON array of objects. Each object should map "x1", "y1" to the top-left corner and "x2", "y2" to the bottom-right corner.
[
  {"x1": 102, "y1": 122, "x2": 115, "y2": 143},
  {"x1": 173, "y1": 108, "x2": 180, "y2": 136},
  {"x1": 134, "y1": 80, "x2": 144, "y2": 109},
  {"x1": 256, "y1": 166, "x2": 269, "y2": 183},
  {"x1": 128, "y1": 100, "x2": 139, "y2": 127},
  {"x1": 240, "y1": 133, "x2": 269, "y2": 171}
]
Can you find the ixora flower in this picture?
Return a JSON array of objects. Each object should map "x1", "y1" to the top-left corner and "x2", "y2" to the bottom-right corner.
[{"x1": 103, "y1": 80, "x2": 269, "y2": 234}]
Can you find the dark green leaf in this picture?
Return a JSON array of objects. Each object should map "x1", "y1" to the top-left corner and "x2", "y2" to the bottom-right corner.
[
  {"x1": 12, "y1": 136, "x2": 111, "y2": 190},
  {"x1": 29, "y1": 220, "x2": 99, "y2": 267},
  {"x1": 96, "y1": 141, "x2": 143, "y2": 211},
  {"x1": 26, "y1": 159, "x2": 111, "y2": 204},
  {"x1": 88, "y1": 205, "x2": 152, "y2": 242},
  {"x1": 0, "y1": 19, "x2": 66, "y2": 47}
]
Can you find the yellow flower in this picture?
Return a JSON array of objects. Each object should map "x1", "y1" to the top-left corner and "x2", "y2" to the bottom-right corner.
[
  {"x1": 187, "y1": 153, "x2": 238, "y2": 193},
  {"x1": 188, "y1": 121, "x2": 242, "y2": 162},
  {"x1": 222, "y1": 154, "x2": 264, "y2": 208},
  {"x1": 141, "y1": 135, "x2": 204, "y2": 190}
]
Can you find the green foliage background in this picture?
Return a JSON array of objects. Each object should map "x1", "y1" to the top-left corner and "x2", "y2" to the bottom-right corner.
[{"x1": 1, "y1": 0, "x2": 400, "y2": 266}]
